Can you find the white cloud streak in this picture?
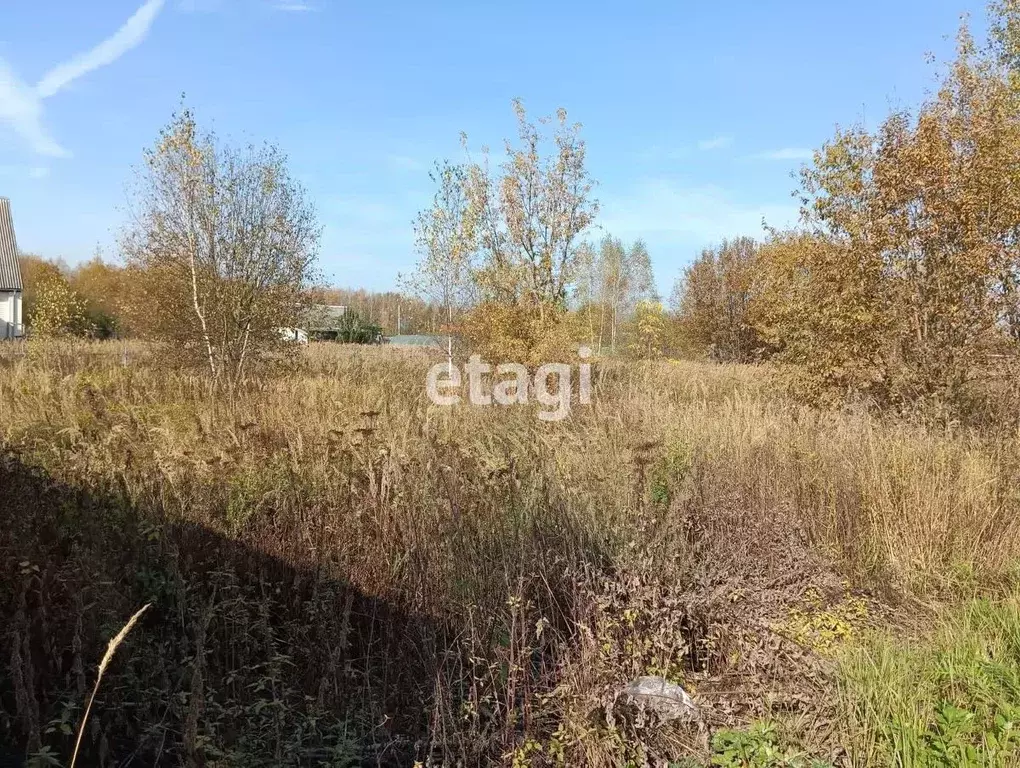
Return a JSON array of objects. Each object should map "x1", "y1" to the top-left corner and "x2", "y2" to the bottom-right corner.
[
  {"x1": 272, "y1": 1, "x2": 316, "y2": 10},
  {"x1": 0, "y1": 0, "x2": 165, "y2": 158},
  {"x1": 697, "y1": 135, "x2": 732, "y2": 151},
  {"x1": 0, "y1": 60, "x2": 67, "y2": 157},
  {"x1": 36, "y1": 0, "x2": 165, "y2": 99},
  {"x1": 600, "y1": 178, "x2": 799, "y2": 246}
]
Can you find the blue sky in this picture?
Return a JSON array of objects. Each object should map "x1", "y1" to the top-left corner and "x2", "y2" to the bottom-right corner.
[{"x1": 0, "y1": 0, "x2": 987, "y2": 295}]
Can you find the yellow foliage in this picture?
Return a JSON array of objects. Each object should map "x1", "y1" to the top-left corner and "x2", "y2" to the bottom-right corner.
[
  {"x1": 751, "y1": 18, "x2": 1020, "y2": 419},
  {"x1": 773, "y1": 588, "x2": 870, "y2": 655},
  {"x1": 30, "y1": 275, "x2": 88, "y2": 339},
  {"x1": 627, "y1": 300, "x2": 667, "y2": 359},
  {"x1": 458, "y1": 301, "x2": 579, "y2": 364}
]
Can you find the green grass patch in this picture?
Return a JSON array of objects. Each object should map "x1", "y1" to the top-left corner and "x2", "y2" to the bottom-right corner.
[{"x1": 837, "y1": 596, "x2": 1020, "y2": 766}]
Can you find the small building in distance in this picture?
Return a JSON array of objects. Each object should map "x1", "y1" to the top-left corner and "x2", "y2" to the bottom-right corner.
[
  {"x1": 307, "y1": 304, "x2": 347, "y2": 337},
  {"x1": 0, "y1": 198, "x2": 24, "y2": 340},
  {"x1": 306, "y1": 304, "x2": 383, "y2": 344}
]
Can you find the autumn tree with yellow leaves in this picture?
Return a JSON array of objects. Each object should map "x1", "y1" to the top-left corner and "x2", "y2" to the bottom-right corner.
[
  {"x1": 464, "y1": 100, "x2": 598, "y2": 313},
  {"x1": 123, "y1": 109, "x2": 320, "y2": 385},
  {"x1": 406, "y1": 100, "x2": 602, "y2": 362},
  {"x1": 575, "y1": 236, "x2": 658, "y2": 354},
  {"x1": 19, "y1": 254, "x2": 68, "y2": 329},
  {"x1": 752, "y1": 6, "x2": 1020, "y2": 418},
  {"x1": 628, "y1": 299, "x2": 668, "y2": 359},
  {"x1": 29, "y1": 273, "x2": 88, "y2": 338},
  {"x1": 671, "y1": 237, "x2": 762, "y2": 362},
  {"x1": 70, "y1": 254, "x2": 134, "y2": 338}
]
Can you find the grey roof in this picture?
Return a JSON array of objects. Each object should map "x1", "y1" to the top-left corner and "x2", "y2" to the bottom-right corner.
[
  {"x1": 0, "y1": 198, "x2": 23, "y2": 292},
  {"x1": 307, "y1": 304, "x2": 348, "y2": 330}
]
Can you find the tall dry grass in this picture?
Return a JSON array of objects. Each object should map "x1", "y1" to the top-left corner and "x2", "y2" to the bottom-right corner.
[{"x1": 1, "y1": 340, "x2": 1017, "y2": 764}]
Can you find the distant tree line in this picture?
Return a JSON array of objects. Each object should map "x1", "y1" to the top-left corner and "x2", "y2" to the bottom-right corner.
[
  {"x1": 18, "y1": 253, "x2": 131, "y2": 339},
  {"x1": 309, "y1": 287, "x2": 444, "y2": 336},
  {"x1": 17, "y1": 255, "x2": 445, "y2": 344}
]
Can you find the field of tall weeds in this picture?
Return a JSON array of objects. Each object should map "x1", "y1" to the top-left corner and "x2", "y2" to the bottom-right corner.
[{"x1": 2, "y1": 341, "x2": 1019, "y2": 766}]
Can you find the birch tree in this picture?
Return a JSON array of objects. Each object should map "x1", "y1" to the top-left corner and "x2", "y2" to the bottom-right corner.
[
  {"x1": 406, "y1": 160, "x2": 478, "y2": 367},
  {"x1": 575, "y1": 235, "x2": 658, "y2": 353},
  {"x1": 123, "y1": 110, "x2": 320, "y2": 385},
  {"x1": 465, "y1": 100, "x2": 598, "y2": 315},
  {"x1": 598, "y1": 235, "x2": 629, "y2": 353}
]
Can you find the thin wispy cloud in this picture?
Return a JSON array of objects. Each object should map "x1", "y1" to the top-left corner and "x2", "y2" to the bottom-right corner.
[
  {"x1": 0, "y1": 164, "x2": 50, "y2": 180},
  {"x1": 753, "y1": 147, "x2": 814, "y2": 161},
  {"x1": 0, "y1": 61, "x2": 64, "y2": 157},
  {"x1": 697, "y1": 135, "x2": 733, "y2": 151},
  {"x1": 0, "y1": 0, "x2": 165, "y2": 158},
  {"x1": 272, "y1": 1, "x2": 317, "y2": 10},
  {"x1": 600, "y1": 178, "x2": 798, "y2": 246},
  {"x1": 178, "y1": 0, "x2": 226, "y2": 12}
]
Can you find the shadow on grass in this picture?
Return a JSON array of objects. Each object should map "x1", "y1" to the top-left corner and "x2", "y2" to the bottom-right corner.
[{"x1": 0, "y1": 451, "x2": 449, "y2": 766}]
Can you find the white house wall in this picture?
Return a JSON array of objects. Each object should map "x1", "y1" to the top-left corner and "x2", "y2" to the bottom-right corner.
[
  {"x1": 0, "y1": 292, "x2": 12, "y2": 335},
  {"x1": 0, "y1": 291, "x2": 22, "y2": 339}
]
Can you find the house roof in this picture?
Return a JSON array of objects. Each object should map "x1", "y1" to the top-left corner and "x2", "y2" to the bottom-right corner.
[
  {"x1": 306, "y1": 304, "x2": 348, "y2": 330},
  {"x1": 0, "y1": 198, "x2": 23, "y2": 292}
]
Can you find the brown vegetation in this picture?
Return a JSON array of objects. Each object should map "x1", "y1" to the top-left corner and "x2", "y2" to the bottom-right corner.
[{"x1": 2, "y1": 342, "x2": 1018, "y2": 765}]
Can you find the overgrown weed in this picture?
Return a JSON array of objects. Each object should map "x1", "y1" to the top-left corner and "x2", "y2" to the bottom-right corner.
[{"x1": 2, "y1": 341, "x2": 1019, "y2": 764}]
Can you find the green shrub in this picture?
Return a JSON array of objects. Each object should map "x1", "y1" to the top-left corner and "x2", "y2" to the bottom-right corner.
[{"x1": 709, "y1": 722, "x2": 831, "y2": 768}]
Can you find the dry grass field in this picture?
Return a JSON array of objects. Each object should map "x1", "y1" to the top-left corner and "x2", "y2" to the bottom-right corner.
[{"x1": 2, "y1": 340, "x2": 1019, "y2": 766}]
